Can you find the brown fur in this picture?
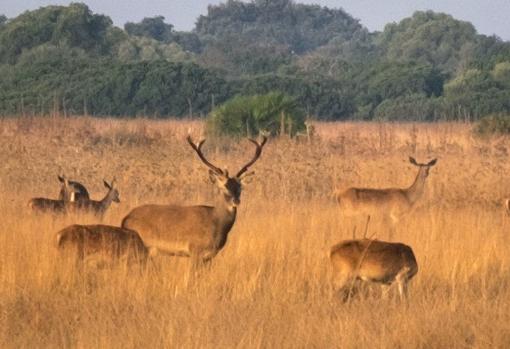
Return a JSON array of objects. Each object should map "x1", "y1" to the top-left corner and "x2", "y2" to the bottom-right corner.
[
  {"x1": 58, "y1": 176, "x2": 90, "y2": 202},
  {"x1": 70, "y1": 179, "x2": 120, "y2": 218},
  {"x1": 56, "y1": 224, "x2": 148, "y2": 264},
  {"x1": 335, "y1": 157, "x2": 437, "y2": 237},
  {"x1": 29, "y1": 175, "x2": 75, "y2": 214},
  {"x1": 330, "y1": 239, "x2": 418, "y2": 301},
  {"x1": 121, "y1": 136, "x2": 266, "y2": 263}
]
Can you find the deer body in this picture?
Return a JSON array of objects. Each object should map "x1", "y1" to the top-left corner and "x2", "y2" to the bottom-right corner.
[
  {"x1": 122, "y1": 203, "x2": 235, "y2": 260},
  {"x1": 29, "y1": 176, "x2": 75, "y2": 214},
  {"x1": 330, "y1": 239, "x2": 418, "y2": 301},
  {"x1": 56, "y1": 224, "x2": 147, "y2": 264},
  {"x1": 336, "y1": 158, "x2": 437, "y2": 227},
  {"x1": 122, "y1": 136, "x2": 266, "y2": 262},
  {"x1": 72, "y1": 179, "x2": 119, "y2": 217},
  {"x1": 58, "y1": 176, "x2": 89, "y2": 202}
]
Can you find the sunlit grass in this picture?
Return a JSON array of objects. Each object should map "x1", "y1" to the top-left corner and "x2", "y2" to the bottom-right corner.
[{"x1": 0, "y1": 116, "x2": 509, "y2": 348}]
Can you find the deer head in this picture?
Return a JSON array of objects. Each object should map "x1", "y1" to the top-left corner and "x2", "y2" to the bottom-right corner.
[
  {"x1": 187, "y1": 135, "x2": 267, "y2": 209},
  {"x1": 409, "y1": 157, "x2": 437, "y2": 177},
  {"x1": 104, "y1": 178, "x2": 120, "y2": 203}
]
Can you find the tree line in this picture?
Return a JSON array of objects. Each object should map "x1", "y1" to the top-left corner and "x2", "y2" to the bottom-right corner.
[{"x1": 1, "y1": 1, "x2": 510, "y2": 120}]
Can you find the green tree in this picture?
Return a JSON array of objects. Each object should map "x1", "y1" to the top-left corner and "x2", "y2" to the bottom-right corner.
[
  {"x1": 0, "y1": 4, "x2": 112, "y2": 63},
  {"x1": 207, "y1": 92, "x2": 305, "y2": 137}
]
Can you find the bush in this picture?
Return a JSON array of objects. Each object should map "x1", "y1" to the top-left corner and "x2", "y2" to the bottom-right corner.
[
  {"x1": 206, "y1": 92, "x2": 305, "y2": 137},
  {"x1": 474, "y1": 114, "x2": 510, "y2": 135}
]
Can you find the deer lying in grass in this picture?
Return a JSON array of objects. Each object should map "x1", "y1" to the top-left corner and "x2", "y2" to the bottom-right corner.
[
  {"x1": 56, "y1": 224, "x2": 148, "y2": 265},
  {"x1": 58, "y1": 175, "x2": 90, "y2": 202},
  {"x1": 335, "y1": 157, "x2": 437, "y2": 239},
  {"x1": 71, "y1": 179, "x2": 120, "y2": 218},
  {"x1": 330, "y1": 239, "x2": 418, "y2": 301},
  {"x1": 121, "y1": 135, "x2": 267, "y2": 264},
  {"x1": 28, "y1": 175, "x2": 75, "y2": 214}
]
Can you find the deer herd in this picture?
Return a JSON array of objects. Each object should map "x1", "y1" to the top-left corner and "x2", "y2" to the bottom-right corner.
[{"x1": 27, "y1": 134, "x2": 464, "y2": 302}]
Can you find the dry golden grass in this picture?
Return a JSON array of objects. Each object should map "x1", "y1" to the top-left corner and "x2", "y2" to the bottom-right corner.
[{"x1": 0, "y1": 116, "x2": 510, "y2": 348}]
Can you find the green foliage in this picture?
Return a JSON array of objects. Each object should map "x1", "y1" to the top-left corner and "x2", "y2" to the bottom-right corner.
[
  {"x1": 0, "y1": 55, "x2": 229, "y2": 117},
  {"x1": 374, "y1": 94, "x2": 440, "y2": 121},
  {"x1": 2, "y1": 3, "x2": 510, "y2": 122},
  {"x1": 474, "y1": 114, "x2": 510, "y2": 135},
  {"x1": 125, "y1": 16, "x2": 173, "y2": 41},
  {"x1": 116, "y1": 36, "x2": 193, "y2": 63},
  {"x1": 0, "y1": 3, "x2": 112, "y2": 64},
  {"x1": 197, "y1": 0, "x2": 361, "y2": 54},
  {"x1": 378, "y1": 11, "x2": 478, "y2": 73},
  {"x1": 124, "y1": 16, "x2": 202, "y2": 53},
  {"x1": 491, "y1": 61, "x2": 510, "y2": 88},
  {"x1": 207, "y1": 92, "x2": 305, "y2": 137}
]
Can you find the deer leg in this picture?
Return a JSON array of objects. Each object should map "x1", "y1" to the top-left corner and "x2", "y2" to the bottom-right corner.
[
  {"x1": 395, "y1": 267, "x2": 411, "y2": 301},
  {"x1": 381, "y1": 284, "x2": 392, "y2": 300},
  {"x1": 332, "y1": 272, "x2": 355, "y2": 302}
]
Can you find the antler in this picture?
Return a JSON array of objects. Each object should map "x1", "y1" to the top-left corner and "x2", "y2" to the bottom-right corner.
[
  {"x1": 236, "y1": 136, "x2": 268, "y2": 178},
  {"x1": 187, "y1": 135, "x2": 224, "y2": 174}
]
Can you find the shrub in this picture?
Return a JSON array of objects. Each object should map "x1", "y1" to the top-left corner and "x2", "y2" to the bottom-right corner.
[
  {"x1": 206, "y1": 92, "x2": 305, "y2": 137},
  {"x1": 474, "y1": 114, "x2": 510, "y2": 136}
]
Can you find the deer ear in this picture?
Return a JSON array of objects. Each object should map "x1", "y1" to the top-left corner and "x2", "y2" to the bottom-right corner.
[
  {"x1": 209, "y1": 170, "x2": 228, "y2": 184},
  {"x1": 409, "y1": 157, "x2": 418, "y2": 166},
  {"x1": 104, "y1": 180, "x2": 112, "y2": 189},
  {"x1": 58, "y1": 175, "x2": 64, "y2": 183},
  {"x1": 427, "y1": 158, "x2": 437, "y2": 166},
  {"x1": 238, "y1": 171, "x2": 255, "y2": 184}
]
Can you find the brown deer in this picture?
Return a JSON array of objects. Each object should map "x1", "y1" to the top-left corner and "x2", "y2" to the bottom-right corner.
[
  {"x1": 330, "y1": 239, "x2": 418, "y2": 301},
  {"x1": 121, "y1": 135, "x2": 267, "y2": 263},
  {"x1": 71, "y1": 179, "x2": 120, "y2": 218},
  {"x1": 58, "y1": 175, "x2": 90, "y2": 202},
  {"x1": 335, "y1": 157, "x2": 437, "y2": 239},
  {"x1": 56, "y1": 224, "x2": 147, "y2": 265},
  {"x1": 28, "y1": 175, "x2": 76, "y2": 214}
]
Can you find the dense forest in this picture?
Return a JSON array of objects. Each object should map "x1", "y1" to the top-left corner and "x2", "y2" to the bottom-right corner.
[{"x1": 1, "y1": 0, "x2": 510, "y2": 120}]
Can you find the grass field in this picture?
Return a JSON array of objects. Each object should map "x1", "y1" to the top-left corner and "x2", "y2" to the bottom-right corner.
[{"x1": 0, "y1": 116, "x2": 509, "y2": 348}]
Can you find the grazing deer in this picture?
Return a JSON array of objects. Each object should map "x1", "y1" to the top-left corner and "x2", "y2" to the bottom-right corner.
[
  {"x1": 28, "y1": 175, "x2": 76, "y2": 214},
  {"x1": 72, "y1": 179, "x2": 120, "y2": 218},
  {"x1": 335, "y1": 157, "x2": 437, "y2": 239},
  {"x1": 330, "y1": 239, "x2": 418, "y2": 301},
  {"x1": 56, "y1": 224, "x2": 147, "y2": 265},
  {"x1": 58, "y1": 175, "x2": 90, "y2": 202},
  {"x1": 121, "y1": 135, "x2": 267, "y2": 263}
]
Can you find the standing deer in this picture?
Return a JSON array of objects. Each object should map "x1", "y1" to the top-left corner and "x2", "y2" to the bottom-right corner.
[
  {"x1": 335, "y1": 157, "x2": 437, "y2": 239},
  {"x1": 121, "y1": 135, "x2": 267, "y2": 263},
  {"x1": 58, "y1": 175, "x2": 90, "y2": 202},
  {"x1": 72, "y1": 179, "x2": 120, "y2": 218},
  {"x1": 330, "y1": 239, "x2": 418, "y2": 301},
  {"x1": 28, "y1": 175, "x2": 76, "y2": 214},
  {"x1": 56, "y1": 224, "x2": 147, "y2": 265}
]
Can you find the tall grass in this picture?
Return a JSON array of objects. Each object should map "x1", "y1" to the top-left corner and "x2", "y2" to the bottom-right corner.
[{"x1": 0, "y1": 116, "x2": 509, "y2": 348}]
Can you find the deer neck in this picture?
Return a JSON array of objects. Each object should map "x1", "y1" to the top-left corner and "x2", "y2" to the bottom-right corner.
[
  {"x1": 405, "y1": 167, "x2": 428, "y2": 205},
  {"x1": 212, "y1": 196, "x2": 237, "y2": 246},
  {"x1": 100, "y1": 190, "x2": 115, "y2": 210}
]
